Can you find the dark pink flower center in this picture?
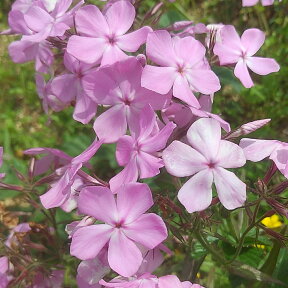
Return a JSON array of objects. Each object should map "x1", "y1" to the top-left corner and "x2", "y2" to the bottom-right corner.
[{"x1": 207, "y1": 162, "x2": 217, "y2": 169}]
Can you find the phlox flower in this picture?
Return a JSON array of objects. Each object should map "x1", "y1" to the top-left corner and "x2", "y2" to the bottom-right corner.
[
  {"x1": 141, "y1": 30, "x2": 220, "y2": 108},
  {"x1": 51, "y1": 52, "x2": 97, "y2": 124},
  {"x1": 67, "y1": 1, "x2": 152, "y2": 65},
  {"x1": 70, "y1": 183, "x2": 167, "y2": 277},
  {"x1": 213, "y1": 25, "x2": 280, "y2": 88},
  {"x1": 163, "y1": 118, "x2": 246, "y2": 213},
  {"x1": 83, "y1": 57, "x2": 170, "y2": 143},
  {"x1": 22, "y1": 0, "x2": 84, "y2": 42},
  {"x1": 109, "y1": 105, "x2": 175, "y2": 191},
  {"x1": 158, "y1": 275, "x2": 204, "y2": 288},
  {"x1": 240, "y1": 138, "x2": 288, "y2": 178},
  {"x1": 242, "y1": 0, "x2": 276, "y2": 6},
  {"x1": 39, "y1": 139, "x2": 103, "y2": 209}
]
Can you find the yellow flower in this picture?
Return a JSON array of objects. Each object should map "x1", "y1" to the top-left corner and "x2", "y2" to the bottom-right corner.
[
  {"x1": 252, "y1": 244, "x2": 265, "y2": 249},
  {"x1": 261, "y1": 214, "x2": 282, "y2": 229}
]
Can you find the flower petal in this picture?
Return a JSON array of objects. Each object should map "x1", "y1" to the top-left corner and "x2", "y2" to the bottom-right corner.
[
  {"x1": 213, "y1": 167, "x2": 246, "y2": 210},
  {"x1": 75, "y1": 5, "x2": 109, "y2": 37},
  {"x1": 116, "y1": 135, "x2": 134, "y2": 166},
  {"x1": 78, "y1": 186, "x2": 117, "y2": 225},
  {"x1": 117, "y1": 183, "x2": 153, "y2": 223},
  {"x1": 108, "y1": 230, "x2": 142, "y2": 277},
  {"x1": 158, "y1": 275, "x2": 182, "y2": 288},
  {"x1": 71, "y1": 225, "x2": 112, "y2": 260},
  {"x1": 241, "y1": 29, "x2": 265, "y2": 56},
  {"x1": 173, "y1": 76, "x2": 200, "y2": 108},
  {"x1": 234, "y1": 59, "x2": 254, "y2": 88},
  {"x1": 146, "y1": 30, "x2": 176, "y2": 66},
  {"x1": 178, "y1": 169, "x2": 213, "y2": 213},
  {"x1": 117, "y1": 26, "x2": 152, "y2": 52},
  {"x1": 101, "y1": 45, "x2": 128, "y2": 66},
  {"x1": 137, "y1": 152, "x2": 163, "y2": 179},
  {"x1": 217, "y1": 140, "x2": 246, "y2": 168},
  {"x1": 109, "y1": 158, "x2": 139, "y2": 192},
  {"x1": 187, "y1": 118, "x2": 222, "y2": 161},
  {"x1": 246, "y1": 57, "x2": 280, "y2": 75},
  {"x1": 239, "y1": 138, "x2": 279, "y2": 162},
  {"x1": 93, "y1": 105, "x2": 127, "y2": 143},
  {"x1": 105, "y1": 1, "x2": 135, "y2": 35},
  {"x1": 124, "y1": 213, "x2": 167, "y2": 249},
  {"x1": 67, "y1": 35, "x2": 105, "y2": 64},
  {"x1": 141, "y1": 65, "x2": 176, "y2": 94},
  {"x1": 163, "y1": 140, "x2": 206, "y2": 177},
  {"x1": 24, "y1": 6, "x2": 53, "y2": 32}
]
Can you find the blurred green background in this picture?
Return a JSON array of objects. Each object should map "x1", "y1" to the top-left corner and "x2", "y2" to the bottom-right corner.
[{"x1": 0, "y1": 0, "x2": 288, "y2": 287}]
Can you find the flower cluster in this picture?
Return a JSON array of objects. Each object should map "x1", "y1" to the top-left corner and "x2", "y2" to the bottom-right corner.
[{"x1": 0, "y1": 0, "x2": 286, "y2": 287}]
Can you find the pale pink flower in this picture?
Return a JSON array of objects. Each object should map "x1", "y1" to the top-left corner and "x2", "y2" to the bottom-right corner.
[
  {"x1": 158, "y1": 275, "x2": 205, "y2": 288},
  {"x1": 70, "y1": 183, "x2": 167, "y2": 277},
  {"x1": 77, "y1": 249, "x2": 110, "y2": 288},
  {"x1": 51, "y1": 52, "x2": 97, "y2": 124},
  {"x1": 109, "y1": 105, "x2": 175, "y2": 191},
  {"x1": 22, "y1": 0, "x2": 84, "y2": 42},
  {"x1": 83, "y1": 57, "x2": 170, "y2": 143},
  {"x1": 213, "y1": 25, "x2": 280, "y2": 88},
  {"x1": 39, "y1": 139, "x2": 103, "y2": 209},
  {"x1": 242, "y1": 0, "x2": 276, "y2": 6},
  {"x1": 163, "y1": 118, "x2": 246, "y2": 213},
  {"x1": 240, "y1": 138, "x2": 288, "y2": 178},
  {"x1": 67, "y1": 1, "x2": 152, "y2": 65},
  {"x1": 141, "y1": 30, "x2": 220, "y2": 108}
]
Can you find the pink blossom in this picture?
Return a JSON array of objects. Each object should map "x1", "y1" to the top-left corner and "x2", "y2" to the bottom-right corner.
[
  {"x1": 242, "y1": 0, "x2": 276, "y2": 6},
  {"x1": 67, "y1": 1, "x2": 152, "y2": 65},
  {"x1": 240, "y1": 138, "x2": 288, "y2": 178},
  {"x1": 9, "y1": 40, "x2": 53, "y2": 73},
  {"x1": 40, "y1": 139, "x2": 103, "y2": 209},
  {"x1": 22, "y1": 0, "x2": 84, "y2": 42},
  {"x1": 158, "y1": 275, "x2": 204, "y2": 288},
  {"x1": 163, "y1": 118, "x2": 246, "y2": 213},
  {"x1": 109, "y1": 105, "x2": 175, "y2": 191},
  {"x1": 83, "y1": 57, "x2": 170, "y2": 143},
  {"x1": 51, "y1": 52, "x2": 97, "y2": 124},
  {"x1": 70, "y1": 183, "x2": 167, "y2": 277},
  {"x1": 141, "y1": 30, "x2": 220, "y2": 108},
  {"x1": 24, "y1": 147, "x2": 72, "y2": 176},
  {"x1": 5, "y1": 223, "x2": 31, "y2": 248},
  {"x1": 35, "y1": 74, "x2": 67, "y2": 113},
  {"x1": 77, "y1": 249, "x2": 110, "y2": 288},
  {"x1": 213, "y1": 25, "x2": 280, "y2": 88},
  {"x1": 66, "y1": 216, "x2": 95, "y2": 238},
  {"x1": 100, "y1": 273, "x2": 159, "y2": 288}
]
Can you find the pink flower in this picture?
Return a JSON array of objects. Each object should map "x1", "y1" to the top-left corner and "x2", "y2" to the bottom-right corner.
[
  {"x1": 163, "y1": 118, "x2": 246, "y2": 213},
  {"x1": 213, "y1": 25, "x2": 280, "y2": 88},
  {"x1": 40, "y1": 139, "x2": 103, "y2": 209},
  {"x1": 242, "y1": 0, "x2": 276, "y2": 6},
  {"x1": 24, "y1": 147, "x2": 72, "y2": 176},
  {"x1": 83, "y1": 57, "x2": 170, "y2": 143},
  {"x1": 70, "y1": 183, "x2": 167, "y2": 277},
  {"x1": 158, "y1": 275, "x2": 205, "y2": 288},
  {"x1": 22, "y1": 0, "x2": 83, "y2": 42},
  {"x1": 109, "y1": 105, "x2": 175, "y2": 191},
  {"x1": 240, "y1": 138, "x2": 288, "y2": 178},
  {"x1": 51, "y1": 52, "x2": 97, "y2": 124},
  {"x1": 67, "y1": 1, "x2": 152, "y2": 65},
  {"x1": 141, "y1": 30, "x2": 220, "y2": 108}
]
